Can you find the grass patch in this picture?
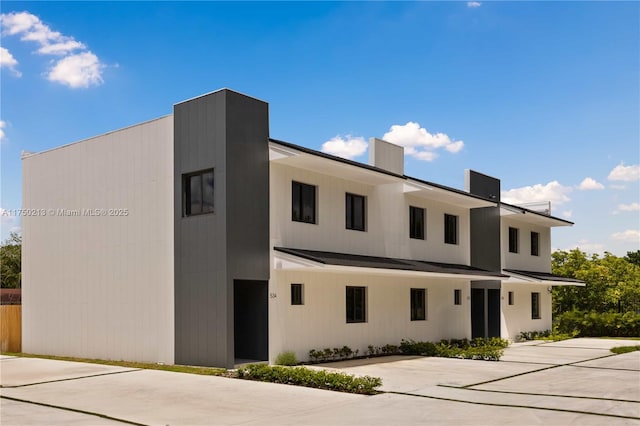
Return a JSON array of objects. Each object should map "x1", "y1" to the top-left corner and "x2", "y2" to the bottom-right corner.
[
  {"x1": 610, "y1": 345, "x2": 640, "y2": 354},
  {"x1": 0, "y1": 352, "x2": 226, "y2": 376},
  {"x1": 237, "y1": 364, "x2": 382, "y2": 395}
]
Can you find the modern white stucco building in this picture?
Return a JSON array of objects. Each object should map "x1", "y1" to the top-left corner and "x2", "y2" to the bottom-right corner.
[{"x1": 22, "y1": 89, "x2": 583, "y2": 368}]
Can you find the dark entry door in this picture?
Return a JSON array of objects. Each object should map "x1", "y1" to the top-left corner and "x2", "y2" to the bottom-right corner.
[
  {"x1": 471, "y1": 288, "x2": 485, "y2": 339},
  {"x1": 471, "y1": 287, "x2": 501, "y2": 339},
  {"x1": 234, "y1": 280, "x2": 268, "y2": 361}
]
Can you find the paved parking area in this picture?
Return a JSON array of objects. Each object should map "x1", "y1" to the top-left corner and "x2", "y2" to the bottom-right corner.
[{"x1": 1, "y1": 338, "x2": 639, "y2": 425}]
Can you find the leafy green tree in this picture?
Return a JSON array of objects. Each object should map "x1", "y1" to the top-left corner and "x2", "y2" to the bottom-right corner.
[
  {"x1": 625, "y1": 250, "x2": 640, "y2": 267},
  {"x1": 0, "y1": 232, "x2": 21, "y2": 288},
  {"x1": 552, "y1": 249, "x2": 640, "y2": 315}
]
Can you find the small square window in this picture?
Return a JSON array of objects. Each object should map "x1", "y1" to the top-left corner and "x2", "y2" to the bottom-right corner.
[
  {"x1": 411, "y1": 288, "x2": 426, "y2": 320},
  {"x1": 183, "y1": 169, "x2": 214, "y2": 216},
  {"x1": 509, "y1": 227, "x2": 519, "y2": 253},
  {"x1": 410, "y1": 206, "x2": 425, "y2": 240},
  {"x1": 454, "y1": 289, "x2": 462, "y2": 305},
  {"x1": 531, "y1": 292, "x2": 541, "y2": 319},
  {"x1": 508, "y1": 291, "x2": 514, "y2": 305},
  {"x1": 531, "y1": 232, "x2": 540, "y2": 256},
  {"x1": 444, "y1": 214, "x2": 458, "y2": 245},
  {"x1": 291, "y1": 284, "x2": 304, "y2": 305},
  {"x1": 292, "y1": 181, "x2": 316, "y2": 224},
  {"x1": 346, "y1": 193, "x2": 366, "y2": 231},
  {"x1": 346, "y1": 286, "x2": 367, "y2": 323}
]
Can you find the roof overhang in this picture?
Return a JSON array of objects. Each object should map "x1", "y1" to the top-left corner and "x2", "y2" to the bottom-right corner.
[
  {"x1": 274, "y1": 247, "x2": 508, "y2": 281},
  {"x1": 404, "y1": 180, "x2": 496, "y2": 209},
  {"x1": 500, "y1": 204, "x2": 573, "y2": 227},
  {"x1": 502, "y1": 269, "x2": 585, "y2": 286},
  {"x1": 269, "y1": 141, "x2": 401, "y2": 186}
]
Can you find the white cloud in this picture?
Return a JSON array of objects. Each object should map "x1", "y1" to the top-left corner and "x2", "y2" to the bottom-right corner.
[
  {"x1": 611, "y1": 230, "x2": 640, "y2": 242},
  {"x1": 382, "y1": 121, "x2": 464, "y2": 162},
  {"x1": 617, "y1": 202, "x2": 640, "y2": 212},
  {"x1": 608, "y1": 163, "x2": 640, "y2": 182},
  {"x1": 501, "y1": 181, "x2": 572, "y2": 206},
  {"x1": 467, "y1": 2, "x2": 482, "y2": 8},
  {"x1": 565, "y1": 239, "x2": 604, "y2": 254},
  {"x1": 48, "y1": 52, "x2": 104, "y2": 88},
  {"x1": 562, "y1": 210, "x2": 573, "y2": 219},
  {"x1": 0, "y1": 46, "x2": 21, "y2": 76},
  {"x1": 0, "y1": 120, "x2": 6, "y2": 141},
  {"x1": 577, "y1": 177, "x2": 604, "y2": 190},
  {"x1": 0, "y1": 11, "x2": 103, "y2": 88},
  {"x1": 321, "y1": 135, "x2": 368, "y2": 160}
]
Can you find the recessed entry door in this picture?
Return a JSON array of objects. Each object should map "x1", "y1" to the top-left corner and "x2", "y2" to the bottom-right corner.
[{"x1": 234, "y1": 280, "x2": 268, "y2": 361}]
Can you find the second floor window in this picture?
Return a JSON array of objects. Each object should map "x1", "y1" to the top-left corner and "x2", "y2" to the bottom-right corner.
[
  {"x1": 292, "y1": 181, "x2": 316, "y2": 224},
  {"x1": 509, "y1": 227, "x2": 519, "y2": 253},
  {"x1": 444, "y1": 214, "x2": 458, "y2": 245},
  {"x1": 410, "y1": 206, "x2": 425, "y2": 240},
  {"x1": 531, "y1": 231, "x2": 540, "y2": 256},
  {"x1": 183, "y1": 169, "x2": 214, "y2": 216},
  {"x1": 346, "y1": 193, "x2": 366, "y2": 231}
]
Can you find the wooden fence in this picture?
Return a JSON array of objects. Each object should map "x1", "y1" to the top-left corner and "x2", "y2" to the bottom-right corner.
[{"x1": 1, "y1": 305, "x2": 21, "y2": 352}]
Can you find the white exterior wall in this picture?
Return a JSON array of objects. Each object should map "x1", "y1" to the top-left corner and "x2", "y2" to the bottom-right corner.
[
  {"x1": 269, "y1": 270, "x2": 471, "y2": 362},
  {"x1": 500, "y1": 283, "x2": 552, "y2": 341},
  {"x1": 501, "y1": 218, "x2": 552, "y2": 272},
  {"x1": 270, "y1": 163, "x2": 470, "y2": 264},
  {"x1": 22, "y1": 116, "x2": 175, "y2": 364}
]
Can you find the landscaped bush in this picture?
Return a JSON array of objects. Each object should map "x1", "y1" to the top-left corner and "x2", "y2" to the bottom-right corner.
[
  {"x1": 399, "y1": 339, "x2": 437, "y2": 356},
  {"x1": 308, "y1": 346, "x2": 360, "y2": 363},
  {"x1": 275, "y1": 351, "x2": 298, "y2": 366},
  {"x1": 518, "y1": 330, "x2": 576, "y2": 342},
  {"x1": 555, "y1": 310, "x2": 640, "y2": 337},
  {"x1": 236, "y1": 364, "x2": 382, "y2": 395},
  {"x1": 400, "y1": 337, "x2": 507, "y2": 361}
]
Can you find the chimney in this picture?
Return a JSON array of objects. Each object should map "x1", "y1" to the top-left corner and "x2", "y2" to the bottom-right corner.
[{"x1": 368, "y1": 138, "x2": 404, "y2": 175}]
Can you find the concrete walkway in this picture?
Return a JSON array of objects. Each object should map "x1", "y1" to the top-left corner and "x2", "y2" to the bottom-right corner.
[{"x1": 1, "y1": 338, "x2": 639, "y2": 425}]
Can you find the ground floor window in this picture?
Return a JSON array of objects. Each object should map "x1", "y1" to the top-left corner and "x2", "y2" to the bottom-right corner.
[
  {"x1": 346, "y1": 286, "x2": 367, "y2": 323},
  {"x1": 454, "y1": 289, "x2": 462, "y2": 305},
  {"x1": 411, "y1": 288, "x2": 426, "y2": 320},
  {"x1": 291, "y1": 283, "x2": 304, "y2": 305},
  {"x1": 531, "y1": 292, "x2": 540, "y2": 319},
  {"x1": 508, "y1": 291, "x2": 514, "y2": 305}
]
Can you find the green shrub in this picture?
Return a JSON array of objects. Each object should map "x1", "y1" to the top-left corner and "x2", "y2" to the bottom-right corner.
[
  {"x1": 275, "y1": 351, "x2": 298, "y2": 366},
  {"x1": 401, "y1": 338, "x2": 506, "y2": 361},
  {"x1": 555, "y1": 310, "x2": 640, "y2": 337},
  {"x1": 308, "y1": 346, "x2": 359, "y2": 363},
  {"x1": 400, "y1": 339, "x2": 437, "y2": 356},
  {"x1": 518, "y1": 330, "x2": 575, "y2": 342},
  {"x1": 236, "y1": 364, "x2": 382, "y2": 395}
]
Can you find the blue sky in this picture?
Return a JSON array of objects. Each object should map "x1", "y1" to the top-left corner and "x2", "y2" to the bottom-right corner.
[{"x1": 1, "y1": 1, "x2": 638, "y2": 255}]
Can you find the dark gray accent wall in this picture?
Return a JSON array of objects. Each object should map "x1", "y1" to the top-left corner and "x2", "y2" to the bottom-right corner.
[
  {"x1": 466, "y1": 170, "x2": 501, "y2": 272},
  {"x1": 174, "y1": 89, "x2": 270, "y2": 368}
]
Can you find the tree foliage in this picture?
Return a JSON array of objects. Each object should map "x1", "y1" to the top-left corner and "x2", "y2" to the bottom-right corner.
[
  {"x1": 552, "y1": 249, "x2": 640, "y2": 316},
  {"x1": 1, "y1": 232, "x2": 22, "y2": 288}
]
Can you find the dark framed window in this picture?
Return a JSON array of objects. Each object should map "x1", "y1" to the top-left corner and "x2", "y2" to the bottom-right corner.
[
  {"x1": 411, "y1": 288, "x2": 426, "y2": 320},
  {"x1": 292, "y1": 181, "x2": 316, "y2": 224},
  {"x1": 346, "y1": 193, "x2": 366, "y2": 231},
  {"x1": 444, "y1": 214, "x2": 458, "y2": 245},
  {"x1": 508, "y1": 291, "x2": 514, "y2": 305},
  {"x1": 410, "y1": 206, "x2": 425, "y2": 240},
  {"x1": 291, "y1": 283, "x2": 304, "y2": 305},
  {"x1": 183, "y1": 169, "x2": 214, "y2": 216},
  {"x1": 509, "y1": 227, "x2": 519, "y2": 253},
  {"x1": 454, "y1": 289, "x2": 462, "y2": 305},
  {"x1": 346, "y1": 286, "x2": 366, "y2": 323},
  {"x1": 531, "y1": 232, "x2": 540, "y2": 256},
  {"x1": 531, "y1": 292, "x2": 540, "y2": 319}
]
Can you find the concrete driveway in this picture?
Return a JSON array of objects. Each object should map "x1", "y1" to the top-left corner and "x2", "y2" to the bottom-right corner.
[{"x1": 1, "y1": 338, "x2": 639, "y2": 425}]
